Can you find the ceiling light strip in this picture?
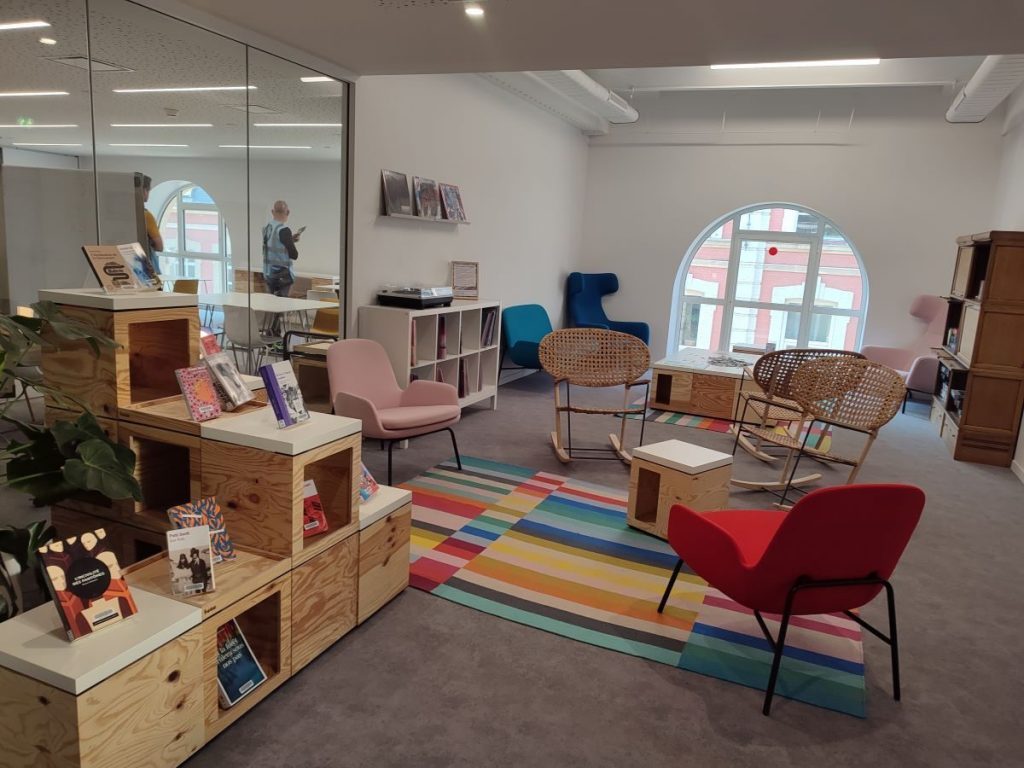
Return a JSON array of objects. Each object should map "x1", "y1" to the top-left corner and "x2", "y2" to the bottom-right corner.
[
  {"x1": 0, "y1": 20, "x2": 50, "y2": 31},
  {"x1": 219, "y1": 144, "x2": 312, "y2": 149},
  {"x1": 113, "y1": 85, "x2": 255, "y2": 93},
  {"x1": 0, "y1": 91, "x2": 68, "y2": 97},
  {"x1": 0, "y1": 123, "x2": 77, "y2": 128},
  {"x1": 109, "y1": 143, "x2": 189, "y2": 147},
  {"x1": 710, "y1": 58, "x2": 881, "y2": 70},
  {"x1": 110, "y1": 123, "x2": 212, "y2": 127},
  {"x1": 12, "y1": 142, "x2": 82, "y2": 147},
  {"x1": 300, "y1": 76, "x2": 334, "y2": 83},
  {"x1": 252, "y1": 123, "x2": 343, "y2": 127}
]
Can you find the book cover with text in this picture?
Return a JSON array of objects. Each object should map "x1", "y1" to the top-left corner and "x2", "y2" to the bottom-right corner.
[{"x1": 176, "y1": 366, "x2": 222, "y2": 422}]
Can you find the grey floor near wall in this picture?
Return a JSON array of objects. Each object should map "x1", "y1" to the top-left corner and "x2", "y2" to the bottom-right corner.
[{"x1": 3, "y1": 375, "x2": 1022, "y2": 767}]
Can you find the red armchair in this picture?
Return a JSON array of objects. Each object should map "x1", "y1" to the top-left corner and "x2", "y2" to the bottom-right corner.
[{"x1": 658, "y1": 484, "x2": 925, "y2": 715}]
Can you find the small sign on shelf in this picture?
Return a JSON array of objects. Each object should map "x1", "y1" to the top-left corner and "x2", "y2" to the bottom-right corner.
[{"x1": 450, "y1": 260, "x2": 479, "y2": 300}]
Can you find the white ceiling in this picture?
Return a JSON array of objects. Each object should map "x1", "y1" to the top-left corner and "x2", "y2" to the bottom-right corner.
[
  {"x1": 168, "y1": 0, "x2": 1024, "y2": 76},
  {"x1": 0, "y1": 0, "x2": 347, "y2": 161}
]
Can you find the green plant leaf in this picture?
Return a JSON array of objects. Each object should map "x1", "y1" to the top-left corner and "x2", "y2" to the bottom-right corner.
[
  {"x1": 63, "y1": 439, "x2": 142, "y2": 501},
  {"x1": 32, "y1": 301, "x2": 119, "y2": 354}
]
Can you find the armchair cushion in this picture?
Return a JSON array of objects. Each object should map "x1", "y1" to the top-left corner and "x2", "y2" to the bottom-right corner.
[
  {"x1": 402, "y1": 379, "x2": 459, "y2": 407},
  {"x1": 378, "y1": 405, "x2": 460, "y2": 431}
]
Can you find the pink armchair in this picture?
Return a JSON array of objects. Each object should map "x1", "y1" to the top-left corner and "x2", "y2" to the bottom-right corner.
[
  {"x1": 326, "y1": 339, "x2": 462, "y2": 484},
  {"x1": 861, "y1": 295, "x2": 946, "y2": 412}
]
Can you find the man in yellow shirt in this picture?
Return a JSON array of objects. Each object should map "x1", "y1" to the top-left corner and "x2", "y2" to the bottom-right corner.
[{"x1": 142, "y1": 175, "x2": 163, "y2": 254}]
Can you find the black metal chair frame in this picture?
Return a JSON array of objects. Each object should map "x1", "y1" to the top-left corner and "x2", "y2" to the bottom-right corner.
[
  {"x1": 555, "y1": 378, "x2": 650, "y2": 461},
  {"x1": 659, "y1": 563, "x2": 900, "y2": 716},
  {"x1": 381, "y1": 426, "x2": 462, "y2": 486}
]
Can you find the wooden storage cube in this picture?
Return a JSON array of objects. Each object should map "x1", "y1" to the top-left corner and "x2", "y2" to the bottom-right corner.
[
  {"x1": 651, "y1": 369, "x2": 738, "y2": 420},
  {"x1": 627, "y1": 452, "x2": 732, "y2": 541},
  {"x1": 291, "y1": 533, "x2": 359, "y2": 671},
  {"x1": 202, "y1": 574, "x2": 291, "y2": 739},
  {"x1": 127, "y1": 318, "x2": 194, "y2": 404},
  {"x1": 0, "y1": 628, "x2": 205, "y2": 768},
  {"x1": 358, "y1": 505, "x2": 411, "y2": 624},
  {"x1": 41, "y1": 305, "x2": 118, "y2": 419},
  {"x1": 51, "y1": 506, "x2": 167, "y2": 566},
  {"x1": 201, "y1": 432, "x2": 360, "y2": 561},
  {"x1": 461, "y1": 308, "x2": 482, "y2": 352},
  {"x1": 292, "y1": 356, "x2": 332, "y2": 414},
  {"x1": 628, "y1": 466, "x2": 661, "y2": 536},
  {"x1": 117, "y1": 423, "x2": 201, "y2": 523}
]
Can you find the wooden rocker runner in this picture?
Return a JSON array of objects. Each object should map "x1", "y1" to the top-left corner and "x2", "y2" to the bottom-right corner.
[
  {"x1": 538, "y1": 328, "x2": 650, "y2": 464},
  {"x1": 731, "y1": 356, "x2": 906, "y2": 506}
]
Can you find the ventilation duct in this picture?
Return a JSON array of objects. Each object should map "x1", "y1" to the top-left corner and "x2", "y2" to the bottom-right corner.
[
  {"x1": 946, "y1": 54, "x2": 1024, "y2": 123},
  {"x1": 481, "y1": 70, "x2": 638, "y2": 135}
]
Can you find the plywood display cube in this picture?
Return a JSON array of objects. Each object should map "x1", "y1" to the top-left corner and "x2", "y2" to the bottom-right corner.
[
  {"x1": 627, "y1": 440, "x2": 733, "y2": 540},
  {"x1": 291, "y1": 534, "x2": 358, "y2": 671},
  {"x1": 38, "y1": 289, "x2": 200, "y2": 420},
  {"x1": 358, "y1": 489, "x2": 413, "y2": 624},
  {"x1": 115, "y1": 422, "x2": 202, "y2": 526},
  {"x1": 0, "y1": 590, "x2": 204, "y2": 768}
]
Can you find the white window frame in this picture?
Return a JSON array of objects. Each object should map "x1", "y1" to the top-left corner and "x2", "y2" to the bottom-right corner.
[
  {"x1": 668, "y1": 203, "x2": 869, "y2": 354},
  {"x1": 157, "y1": 184, "x2": 233, "y2": 290}
]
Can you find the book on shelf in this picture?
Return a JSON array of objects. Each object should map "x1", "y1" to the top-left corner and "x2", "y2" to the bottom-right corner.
[
  {"x1": 82, "y1": 243, "x2": 161, "y2": 293},
  {"x1": 166, "y1": 525, "x2": 216, "y2": 596},
  {"x1": 38, "y1": 529, "x2": 138, "y2": 642},
  {"x1": 458, "y1": 359, "x2": 469, "y2": 398},
  {"x1": 438, "y1": 315, "x2": 447, "y2": 359},
  {"x1": 259, "y1": 360, "x2": 311, "y2": 428},
  {"x1": 302, "y1": 479, "x2": 329, "y2": 537},
  {"x1": 204, "y1": 351, "x2": 255, "y2": 411},
  {"x1": 410, "y1": 320, "x2": 417, "y2": 367},
  {"x1": 167, "y1": 497, "x2": 236, "y2": 564},
  {"x1": 436, "y1": 366, "x2": 446, "y2": 384},
  {"x1": 200, "y1": 334, "x2": 222, "y2": 356},
  {"x1": 176, "y1": 366, "x2": 222, "y2": 422},
  {"x1": 359, "y1": 462, "x2": 380, "y2": 502},
  {"x1": 480, "y1": 307, "x2": 497, "y2": 347},
  {"x1": 216, "y1": 618, "x2": 268, "y2": 708}
]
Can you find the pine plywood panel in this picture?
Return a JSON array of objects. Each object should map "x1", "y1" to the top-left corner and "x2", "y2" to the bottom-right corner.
[
  {"x1": 41, "y1": 305, "x2": 118, "y2": 419},
  {"x1": 0, "y1": 667, "x2": 80, "y2": 767},
  {"x1": 292, "y1": 534, "x2": 359, "y2": 670},
  {"x1": 651, "y1": 368, "x2": 739, "y2": 419},
  {"x1": 117, "y1": 423, "x2": 202, "y2": 519},
  {"x1": 626, "y1": 459, "x2": 732, "y2": 541},
  {"x1": 357, "y1": 506, "x2": 411, "y2": 624}
]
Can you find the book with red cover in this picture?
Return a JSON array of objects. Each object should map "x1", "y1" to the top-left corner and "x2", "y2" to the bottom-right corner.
[
  {"x1": 302, "y1": 479, "x2": 329, "y2": 537},
  {"x1": 176, "y1": 366, "x2": 222, "y2": 422},
  {"x1": 200, "y1": 334, "x2": 222, "y2": 356},
  {"x1": 38, "y1": 529, "x2": 138, "y2": 641}
]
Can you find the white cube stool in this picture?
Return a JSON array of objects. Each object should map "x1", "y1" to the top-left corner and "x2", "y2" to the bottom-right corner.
[{"x1": 627, "y1": 439, "x2": 733, "y2": 540}]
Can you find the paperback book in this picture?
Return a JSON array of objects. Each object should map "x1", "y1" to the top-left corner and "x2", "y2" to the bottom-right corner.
[
  {"x1": 82, "y1": 243, "x2": 160, "y2": 293},
  {"x1": 204, "y1": 351, "x2": 255, "y2": 411},
  {"x1": 216, "y1": 618, "x2": 268, "y2": 708},
  {"x1": 200, "y1": 334, "x2": 222, "y2": 356},
  {"x1": 166, "y1": 525, "x2": 216, "y2": 596},
  {"x1": 167, "y1": 497, "x2": 236, "y2": 563},
  {"x1": 38, "y1": 529, "x2": 138, "y2": 641},
  {"x1": 259, "y1": 361, "x2": 310, "y2": 428},
  {"x1": 302, "y1": 479, "x2": 329, "y2": 537},
  {"x1": 359, "y1": 462, "x2": 380, "y2": 502},
  {"x1": 175, "y1": 366, "x2": 222, "y2": 422}
]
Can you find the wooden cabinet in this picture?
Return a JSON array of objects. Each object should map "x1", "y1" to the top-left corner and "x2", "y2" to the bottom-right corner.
[{"x1": 940, "y1": 231, "x2": 1024, "y2": 466}]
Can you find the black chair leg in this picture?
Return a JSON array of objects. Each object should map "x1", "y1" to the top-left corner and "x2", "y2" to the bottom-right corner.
[
  {"x1": 447, "y1": 428, "x2": 463, "y2": 471},
  {"x1": 386, "y1": 440, "x2": 395, "y2": 486},
  {"x1": 885, "y1": 581, "x2": 901, "y2": 701},
  {"x1": 657, "y1": 559, "x2": 683, "y2": 614},
  {"x1": 902, "y1": 390, "x2": 909, "y2": 414},
  {"x1": 763, "y1": 597, "x2": 795, "y2": 716}
]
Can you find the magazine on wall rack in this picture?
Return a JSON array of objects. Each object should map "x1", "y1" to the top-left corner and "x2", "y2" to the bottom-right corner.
[{"x1": 82, "y1": 243, "x2": 161, "y2": 293}]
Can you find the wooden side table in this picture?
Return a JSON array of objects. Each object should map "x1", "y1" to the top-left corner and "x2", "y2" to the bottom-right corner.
[
  {"x1": 627, "y1": 439, "x2": 733, "y2": 540},
  {"x1": 649, "y1": 348, "x2": 761, "y2": 420}
]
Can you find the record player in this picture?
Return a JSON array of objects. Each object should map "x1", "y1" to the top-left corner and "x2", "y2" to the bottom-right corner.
[{"x1": 377, "y1": 285, "x2": 454, "y2": 309}]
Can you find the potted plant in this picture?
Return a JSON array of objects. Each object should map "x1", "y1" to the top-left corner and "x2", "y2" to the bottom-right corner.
[{"x1": 0, "y1": 301, "x2": 142, "y2": 620}]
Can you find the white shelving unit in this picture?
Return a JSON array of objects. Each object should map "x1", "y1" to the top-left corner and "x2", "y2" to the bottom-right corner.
[{"x1": 358, "y1": 300, "x2": 501, "y2": 410}]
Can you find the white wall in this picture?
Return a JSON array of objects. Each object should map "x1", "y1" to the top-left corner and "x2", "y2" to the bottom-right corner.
[
  {"x1": 581, "y1": 87, "x2": 1004, "y2": 356},
  {"x1": 351, "y1": 74, "x2": 589, "y2": 332},
  {"x1": 991, "y1": 84, "x2": 1024, "y2": 481}
]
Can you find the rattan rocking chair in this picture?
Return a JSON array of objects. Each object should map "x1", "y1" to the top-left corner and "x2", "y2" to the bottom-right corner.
[
  {"x1": 538, "y1": 328, "x2": 650, "y2": 464},
  {"x1": 733, "y1": 348, "x2": 865, "y2": 463},
  {"x1": 731, "y1": 356, "x2": 906, "y2": 505}
]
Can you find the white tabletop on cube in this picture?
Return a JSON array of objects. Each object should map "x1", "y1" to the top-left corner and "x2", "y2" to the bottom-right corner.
[
  {"x1": 633, "y1": 439, "x2": 733, "y2": 474},
  {"x1": 652, "y1": 347, "x2": 759, "y2": 379},
  {"x1": 358, "y1": 486, "x2": 413, "y2": 530},
  {"x1": 200, "y1": 292, "x2": 327, "y2": 313},
  {"x1": 200, "y1": 408, "x2": 361, "y2": 455},
  {"x1": 38, "y1": 287, "x2": 198, "y2": 311},
  {"x1": 0, "y1": 589, "x2": 201, "y2": 695}
]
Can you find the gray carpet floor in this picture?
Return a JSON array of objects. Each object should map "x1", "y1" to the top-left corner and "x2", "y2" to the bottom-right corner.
[{"x1": 3, "y1": 375, "x2": 1022, "y2": 766}]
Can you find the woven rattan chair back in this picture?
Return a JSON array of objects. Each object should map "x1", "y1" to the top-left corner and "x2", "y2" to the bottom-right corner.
[
  {"x1": 790, "y1": 357, "x2": 906, "y2": 433},
  {"x1": 539, "y1": 328, "x2": 650, "y2": 388},
  {"x1": 752, "y1": 348, "x2": 864, "y2": 401}
]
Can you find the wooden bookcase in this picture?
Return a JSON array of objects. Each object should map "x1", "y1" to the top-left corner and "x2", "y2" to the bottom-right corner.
[
  {"x1": 1, "y1": 288, "x2": 415, "y2": 768},
  {"x1": 932, "y1": 231, "x2": 1024, "y2": 466},
  {"x1": 358, "y1": 300, "x2": 501, "y2": 410}
]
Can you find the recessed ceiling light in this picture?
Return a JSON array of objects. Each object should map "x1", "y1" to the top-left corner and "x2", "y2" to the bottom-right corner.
[
  {"x1": 219, "y1": 144, "x2": 312, "y2": 149},
  {"x1": 110, "y1": 123, "x2": 212, "y2": 127},
  {"x1": 464, "y1": 4, "x2": 484, "y2": 17},
  {"x1": 300, "y1": 76, "x2": 334, "y2": 83},
  {"x1": 710, "y1": 58, "x2": 881, "y2": 70},
  {"x1": 0, "y1": 123, "x2": 77, "y2": 128},
  {"x1": 0, "y1": 91, "x2": 68, "y2": 98},
  {"x1": 0, "y1": 20, "x2": 50, "y2": 31},
  {"x1": 12, "y1": 142, "x2": 81, "y2": 147},
  {"x1": 109, "y1": 143, "x2": 189, "y2": 147},
  {"x1": 252, "y1": 123, "x2": 343, "y2": 127},
  {"x1": 38, "y1": 37, "x2": 57, "y2": 45},
  {"x1": 113, "y1": 85, "x2": 255, "y2": 93}
]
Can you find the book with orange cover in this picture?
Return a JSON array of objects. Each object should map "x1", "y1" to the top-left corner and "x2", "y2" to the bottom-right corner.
[{"x1": 175, "y1": 366, "x2": 222, "y2": 422}]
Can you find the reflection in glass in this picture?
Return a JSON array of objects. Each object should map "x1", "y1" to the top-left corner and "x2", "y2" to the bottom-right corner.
[{"x1": 734, "y1": 240, "x2": 811, "y2": 304}]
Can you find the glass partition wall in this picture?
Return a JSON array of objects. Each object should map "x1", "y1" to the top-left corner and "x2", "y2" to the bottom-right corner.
[{"x1": 0, "y1": 0, "x2": 349, "y2": 371}]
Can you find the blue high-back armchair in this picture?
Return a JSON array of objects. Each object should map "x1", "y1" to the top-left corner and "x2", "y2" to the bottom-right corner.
[
  {"x1": 501, "y1": 304, "x2": 553, "y2": 369},
  {"x1": 566, "y1": 272, "x2": 650, "y2": 344}
]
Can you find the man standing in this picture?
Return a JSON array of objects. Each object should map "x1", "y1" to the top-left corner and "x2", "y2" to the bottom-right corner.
[{"x1": 262, "y1": 200, "x2": 301, "y2": 297}]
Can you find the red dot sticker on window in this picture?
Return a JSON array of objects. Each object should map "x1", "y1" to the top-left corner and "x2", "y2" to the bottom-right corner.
[{"x1": 768, "y1": 246, "x2": 778, "y2": 255}]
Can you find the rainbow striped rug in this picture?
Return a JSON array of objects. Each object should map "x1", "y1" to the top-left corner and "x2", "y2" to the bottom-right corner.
[{"x1": 403, "y1": 457, "x2": 867, "y2": 717}]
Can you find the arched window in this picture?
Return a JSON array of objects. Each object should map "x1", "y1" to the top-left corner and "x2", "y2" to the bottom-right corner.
[
  {"x1": 156, "y1": 184, "x2": 233, "y2": 293},
  {"x1": 670, "y1": 204, "x2": 868, "y2": 354}
]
